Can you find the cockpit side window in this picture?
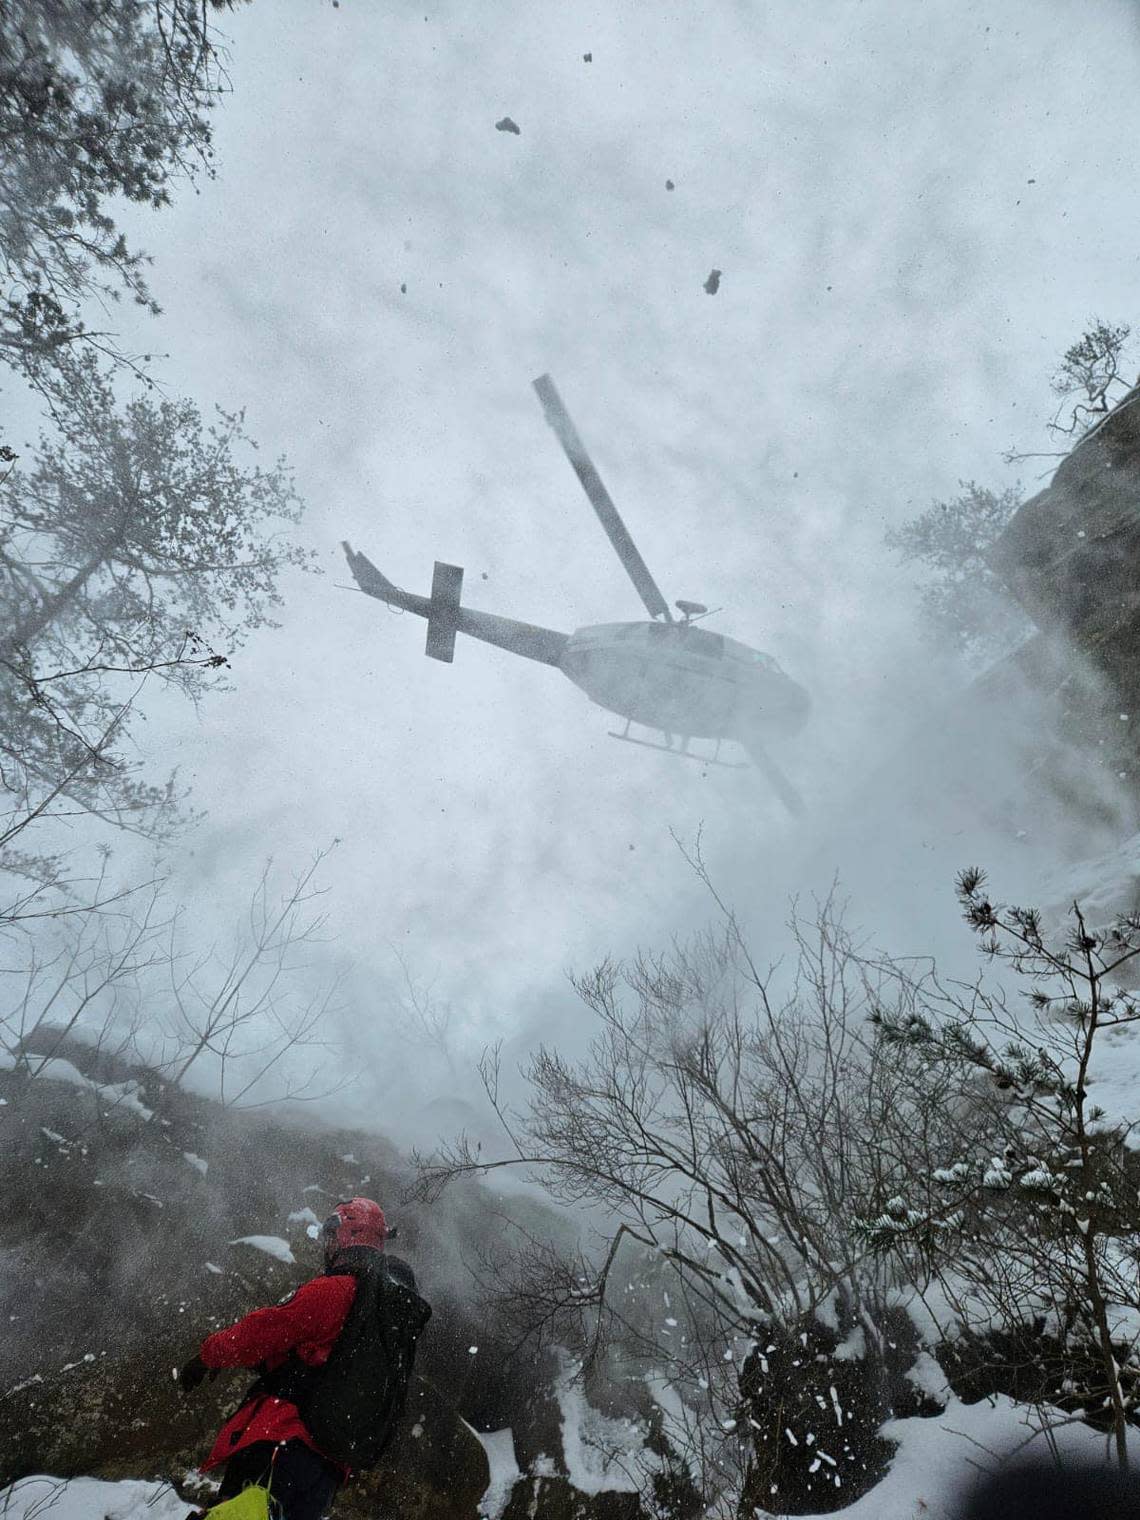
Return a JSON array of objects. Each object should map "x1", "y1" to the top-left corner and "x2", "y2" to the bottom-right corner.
[
  {"x1": 724, "y1": 640, "x2": 777, "y2": 670},
  {"x1": 681, "y1": 627, "x2": 724, "y2": 657}
]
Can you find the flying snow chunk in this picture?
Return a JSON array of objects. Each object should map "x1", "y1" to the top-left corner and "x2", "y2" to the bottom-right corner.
[
  {"x1": 495, "y1": 116, "x2": 521, "y2": 134},
  {"x1": 229, "y1": 1235, "x2": 295, "y2": 1264},
  {"x1": 704, "y1": 268, "x2": 722, "y2": 295},
  {"x1": 182, "y1": 1152, "x2": 208, "y2": 1176}
]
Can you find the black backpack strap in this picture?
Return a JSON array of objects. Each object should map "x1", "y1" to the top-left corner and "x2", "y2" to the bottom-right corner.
[{"x1": 243, "y1": 1352, "x2": 321, "y2": 1409}]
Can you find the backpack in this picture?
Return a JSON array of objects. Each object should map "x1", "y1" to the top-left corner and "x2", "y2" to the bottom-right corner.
[{"x1": 256, "y1": 1250, "x2": 432, "y2": 1470}]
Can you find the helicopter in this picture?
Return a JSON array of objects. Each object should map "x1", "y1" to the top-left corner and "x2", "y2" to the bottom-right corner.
[{"x1": 342, "y1": 374, "x2": 810, "y2": 814}]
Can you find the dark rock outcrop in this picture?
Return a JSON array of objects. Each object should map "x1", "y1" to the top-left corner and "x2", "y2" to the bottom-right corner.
[
  {"x1": 988, "y1": 386, "x2": 1140, "y2": 794},
  {"x1": 990, "y1": 385, "x2": 1140, "y2": 655}
]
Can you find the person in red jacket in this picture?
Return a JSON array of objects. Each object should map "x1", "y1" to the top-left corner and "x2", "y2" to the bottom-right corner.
[{"x1": 180, "y1": 1197, "x2": 395, "y2": 1519}]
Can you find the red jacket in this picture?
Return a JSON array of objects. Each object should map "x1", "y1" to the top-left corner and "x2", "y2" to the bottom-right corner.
[{"x1": 198, "y1": 1274, "x2": 357, "y2": 1472}]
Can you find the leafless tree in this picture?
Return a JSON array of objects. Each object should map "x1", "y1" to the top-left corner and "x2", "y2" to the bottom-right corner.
[
  {"x1": 387, "y1": 941, "x2": 458, "y2": 1073},
  {"x1": 412, "y1": 867, "x2": 983, "y2": 1513},
  {"x1": 157, "y1": 846, "x2": 346, "y2": 1107},
  {"x1": 0, "y1": 863, "x2": 166, "y2": 1079},
  {"x1": 1, "y1": 847, "x2": 346, "y2": 1119}
]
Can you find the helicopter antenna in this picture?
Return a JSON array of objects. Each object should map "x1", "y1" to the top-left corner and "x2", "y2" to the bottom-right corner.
[
  {"x1": 675, "y1": 598, "x2": 718, "y2": 624},
  {"x1": 533, "y1": 374, "x2": 673, "y2": 622}
]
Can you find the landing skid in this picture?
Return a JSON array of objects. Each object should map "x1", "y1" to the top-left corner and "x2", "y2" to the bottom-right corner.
[
  {"x1": 607, "y1": 723, "x2": 749, "y2": 769},
  {"x1": 607, "y1": 722, "x2": 805, "y2": 816}
]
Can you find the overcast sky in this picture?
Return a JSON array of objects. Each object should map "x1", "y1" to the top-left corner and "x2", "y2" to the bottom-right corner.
[{"x1": 93, "y1": 0, "x2": 1140, "y2": 1136}]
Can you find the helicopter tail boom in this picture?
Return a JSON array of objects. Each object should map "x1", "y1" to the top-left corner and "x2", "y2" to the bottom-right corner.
[
  {"x1": 343, "y1": 543, "x2": 568, "y2": 668},
  {"x1": 454, "y1": 605, "x2": 568, "y2": 667}
]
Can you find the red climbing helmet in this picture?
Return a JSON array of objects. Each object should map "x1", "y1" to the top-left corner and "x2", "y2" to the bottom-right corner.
[{"x1": 322, "y1": 1196, "x2": 388, "y2": 1252}]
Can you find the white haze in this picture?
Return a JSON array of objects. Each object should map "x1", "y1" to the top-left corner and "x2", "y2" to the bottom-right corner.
[{"x1": 75, "y1": 0, "x2": 1140, "y2": 1139}]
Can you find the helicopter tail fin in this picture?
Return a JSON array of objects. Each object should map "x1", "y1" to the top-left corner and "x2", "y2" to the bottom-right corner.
[
  {"x1": 343, "y1": 542, "x2": 405, "y2": 601},
  {"x1": 425, "y1": 561, "x2": 464, "y2": 663}
]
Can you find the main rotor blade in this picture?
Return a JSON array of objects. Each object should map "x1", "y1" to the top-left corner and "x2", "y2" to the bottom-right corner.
[
  {"x1": 533, "y1": 374, "x2": 672, "y2": 621},
  {"x1": 745, "y1": 740, "x2": 805, "y2": 818}
]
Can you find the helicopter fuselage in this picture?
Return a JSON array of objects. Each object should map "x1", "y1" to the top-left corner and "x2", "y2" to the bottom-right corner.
[{"x1": 559, "y1": 620, "x2": 810, "y2": 742}]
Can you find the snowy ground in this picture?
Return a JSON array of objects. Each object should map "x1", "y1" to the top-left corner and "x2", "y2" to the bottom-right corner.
[
  {"x1": 0, "y1": 1475, "x2": 188, "y2": 1519},
  {"x1": 3, "y1": 1395, "x2": 1139, "y2": 1520},
  {"x1": 829, "y1": 1393, "x2": 1140, "y2": 1520},
  {"x1": 430, "y1": 1391, "x2": 1140, "y2": 1520}
]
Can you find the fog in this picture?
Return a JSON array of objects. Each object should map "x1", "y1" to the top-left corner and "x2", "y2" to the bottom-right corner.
[{"x1": 83, "y1": 0, "x2": 1140, "y2": 1138}]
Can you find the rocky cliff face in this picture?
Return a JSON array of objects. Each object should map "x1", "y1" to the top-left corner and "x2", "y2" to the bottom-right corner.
[
  {"x1": 0, "y1": 1036, "x2": 619, "y2": 1520},
  {"x1": 990, "y1": 385, "x2": 1140, "y2": 661},
  {"x1": 988, "y1": 385, "x2": 1140, "y2": 801}
]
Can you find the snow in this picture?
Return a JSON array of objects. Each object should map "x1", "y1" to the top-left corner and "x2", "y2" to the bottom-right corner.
[
  {"x1": 96, "y1": 1078, "x2": 153, "y2": 1121},
  {"x1": 287, "y1": 1206, "x2": 321, "y2": 1228},
  {"x1": 644, "y1": 1371, "x2": 698, "y2": 1469},
  {"x1": 288, "y1": 1205, "x2": 323, "y2": 1240},
  {"x1": 982, "y1": 1158, "x2": 1012, "y2": 1189},
  {"x1": 0, "y1": 1052, "x2": 85, "y2": 1085},
  {"x1": 556, "y1": 1361, "x2": 647, "y2": 1495},
  {"x1": 229, "y1": 1234, "x2": 295, "y2": 1264},
  {"x1": 467, "y1": 1426, "x2": 522, "y2": 1520},
  {"x1": 832, "y1": 1325, "x2": 866, "y2": 1362},
  {"x1": 905, "y1": 1350, "x2": 952, "y2": 1403},
  {"x1": 5, "y1": 1394, "x2": 1140, "y2": 1520},
  {"x1": 0, "y1": 1476, "x2": 187, "y2": 1519},
  {"x1": 59, "y1": 1353, "x2": 96, "y2": 1372},
  {"x1": 0, "y1": 1054, "x2": 154, "y2": 1121},
  {"x1": 749, "y1": 1393, "x2": 1140, "y2": 1519},
  {"x1": 182, "y1": 1151, "x2": 209, "y2": 1175},
  {"x1": 1041, "y1": 833, "x2": 1140, "y2": 937}
]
